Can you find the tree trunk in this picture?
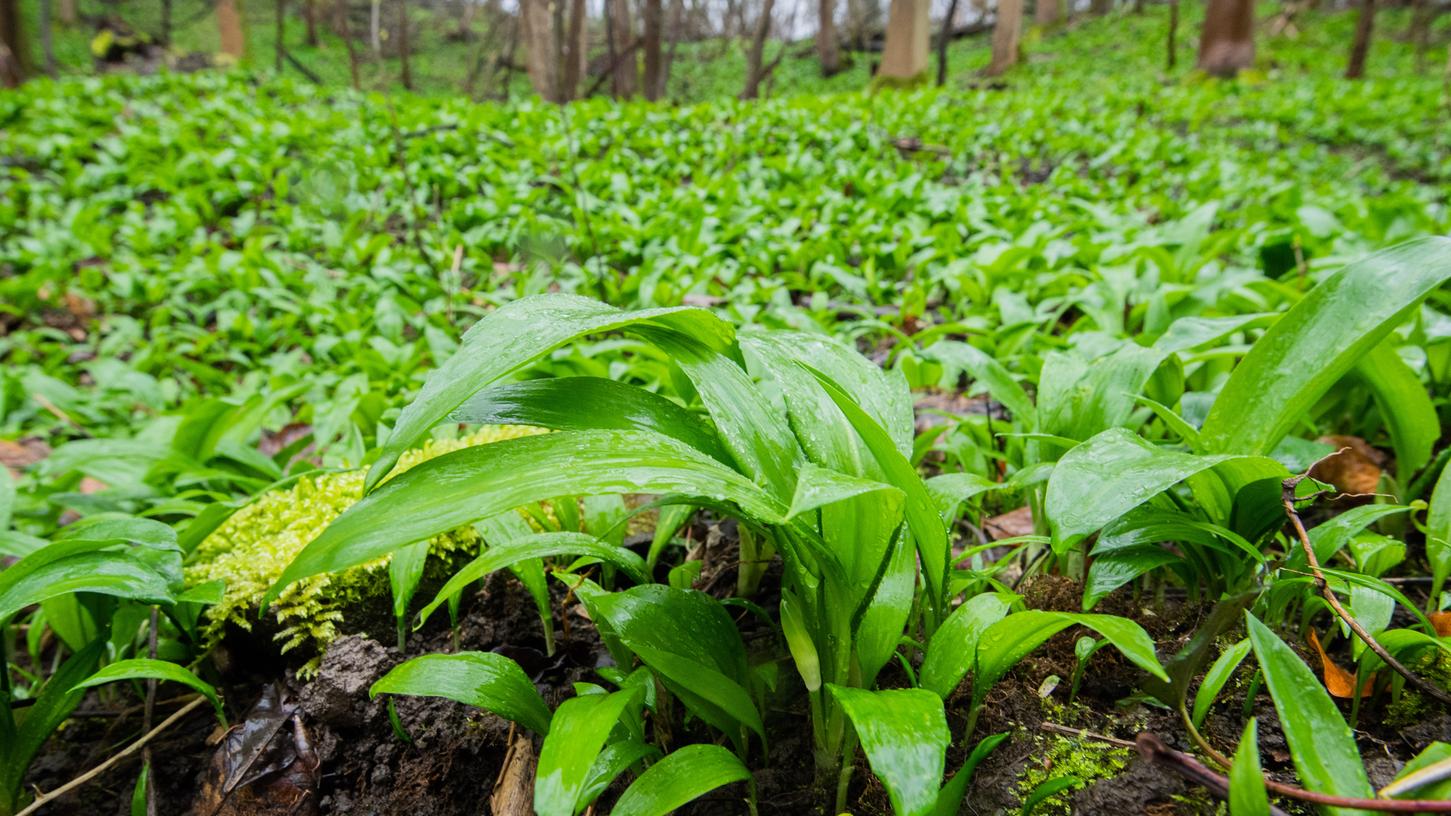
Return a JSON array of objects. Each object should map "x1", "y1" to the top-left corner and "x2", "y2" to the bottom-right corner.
[
  {"x1": 398, "y1": 0, "x2": 413, "y2": 89},
  {"x1": 877, "y1": 0, "x2": 929, "y2": 81},
  {"x1": 1344, "y1": 0, "x2": 1374, "y2": 78},
  {"x1": 275, "y1": 0, "x2": 285, "y2": 71},
  {"x1": 1166, "y1": 0, "x2": 1177, "y2": 69},
  {"x1": 40, "y1": 0, "x2": 56, "y2": 76},
  {"x1": 370, "y1": 0, "x2": 381, "y2": 55},
  {"x1": 987, "y1": 0, "x2": 1023, "y2": 74},
  {"x1": 935, "y1": 0, "x2": 958, "y2": 84},
  {"x1": 58, "y1": 0, "x2": 76, "y2": 26},
  {"x1": 1409, "y1": 0, "x2": 1430, "y2": 71},
  {"x1": 643, "y1": 0, "x2": 664, "y2": 99},
  {"x1": 560, "y1": 0, "x2": 585, "y2": 97},
  {"x1": 0, "y1": 0, "x2": 21, "y2": 88},
  {"x1": 1034, "y1": 0, "x2": 1059, "y2": 27},
  {"x1": 335, "y1": 0, "x2": 361, "y2": 87},
  {"x1": 606, "y1": 0, "x2": 636, "y2": 96},
  {"x1": 520, "y1": 0, "x2": 565, "y2": 101},
  {"x1": 218, "y1": 0, "x2": 246, "y2": 59},
  {"x1": 740, "y1": 0, "x2": 775, "y2": 98},
  {"x1": 660, "y1": 0, "x2": 683, "y2": 95},
  {"x1": 304, "y1": 0, "x2": 319, "y2": 45},
  {"x1": 161, "y1": 0, "x2": 172, "y2": 43},
  {"x1": 1090, "y1": 0, "x2": 1110, "y2": 14},
  {"x1": 1196, "y1": 0, "x2": 1254, "y2": 76},
  {"x1": 818, "y1": 0, "x2": 841, "y2": 75}
]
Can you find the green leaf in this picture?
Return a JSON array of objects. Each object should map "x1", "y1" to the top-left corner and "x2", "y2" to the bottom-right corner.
[
  {"x1": 1083, "y1": 547, "x2": 1180, "y2": 610},
  {"x1": 611, "y1": 744, "x2": 752, "y2": 816},
  {"x1": 1045, "y1": 429, "x2": 1254, "y2": 552},
  {"x1": 131, "y1": 762, "x2": 150, "y2": 816},
  {"x1": 74, "y1": 658, "x2": 226, "y2": 725},
  {"x1": 369, "y1": 651, "x2": 552, "y2": 736},
  {"x1": 1201, "y1": 237, "x2": 1451, "y2": 458},
  {"x1": 1244, "y1": 613, "x2": 1373, "y2": 815},
  {"x1": 829, "y1": 685, "x2": 949, "y2": 816},
  {"x1": 919, "y1": 592, "x2": 1012, "y2": 698},
  {"x1": 1229, "y1": 719, "x2": 1268, "y2": 816},
  {"x1": 389, "y1": 541, "x2": 429, "y2": 647},
  {"x1": 0, "y1": 639, "x2": 105, "y2": 812},
  {"x1": 267, "y1": 429, "x2": 784, "y2": 608},
  {"x1": 1355, "y1": 342, "x2": 1437, "y2": 480},
  {"x1": 1427, "y1": 461, "x2": 1451, "y2": 596},
  {"x1": 449, "y1": 377, "x2": 731, "y2": 465},
  {"x1": 0, "y1": 540, "x2": 174, "y2": 623},
  {"x1": 974, "y1": 611, "x2": 1167, "y2": 712},
  {"x1": 0, "y1": 466, "x2": 13, "y2": 532},
  {"x1": 922, "y1": 340, "x2": 1036, "y2": 426},
  {"x1": 417, "y1": 531, "x2": 648, "y2": 625},
  {"x1": 1382, "y1": 742, "x2": 1451, "y2": 799},
  {"x1": 934, "y1": 733, "x2": 1009, "y2": 816},
  {"x1": 1192, "y1": 639, "x2": 1251, "y2": 728},
  {"x1": 779, "y1": 589, "x2": 821, "y2": 692},
  {"x1": 1021, "y1": 776, "x2": 1081, "y2": 815},
  {"x1": 366, "y1": 294, "x2": 736, "y2": 492},
  {"x1": 535, "y1": 687, "x2": 643, "y2": 816}
]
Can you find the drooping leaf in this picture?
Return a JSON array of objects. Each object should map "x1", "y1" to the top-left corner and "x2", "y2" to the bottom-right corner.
[
  {"x1": 1244, "y1": 613, "x2": 1373, "y2": 815},
  {"x1": 75, "y1": 659, "x2": 226, "y2": 725},
  {"x1": 611, "y1": 744, "x2": 752, "y2": 816},
  {"x1": 829, "y1": 685, "x2": 949, "y2": 816},
  {"x1": 370, "y1": 651, "x2": 552, "y2": 736}
]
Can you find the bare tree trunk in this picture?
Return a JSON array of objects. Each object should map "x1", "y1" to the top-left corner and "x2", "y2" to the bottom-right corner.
[
  {"x1": 370, "y1": 0, "x2": 382, "y2": 55},
  {"x1": 818, "y1": 0, "x2": 841, "y2": 75},
  {"x1": 520, "y1": 0, "x2": 563, "y2": 100},
  {"x1": 275, "y1": 0, "x2": 285, "y2": 71},
  {"x1": 161, "y1": 0, "x2": 172, "y2": 43},
  {"x1": 1344, "y1": 0, "x2": 1374, "y2": 78},
  {"x1": 606, "y1": 0, "x2": 636, "y2": 95},
  {"x1": 935, "y1": 0, "x2": 958, "y2": 84},
  {"x1": 1034, "y1": 0, "x2": 1060, "y2": 27},
  {"x1": 1410, "y1": 0, "x2": 1431, "y2": 71},
  {"x1": 987, "y1": 0, "x2": 1023, "y2": 74},
  {"x1": 1166, "y1": 0, "x2": 1178, "y2": 68},
  {"x1": 659, "y1": 0, "x2": 683, "y2": 96},
  {"x1": 218, "y1": 0, "x2": 247, "y2": 58},
  {"x1": 336, "y1": 0, "x2": 361, "y2": 87},
  {"x1": 643, "y1": 0, "x2": 664, "y2": 99},
  {"x1": 399, "y1": 0, "x2": 413, "y2": 89},
  {"x1": 0, "y1": 0, "x2": 21, "y2": 88},
  {"x1": 1196, "y1": 0, "x2": 1254, "y2": 76},
  {"x1": 304, "y1": 0, "x2": 319, "y2": 44},
  {"x1": 877, "y1": 0, "x2": 929, "y2": 80},
  {"x1": 561, "y1": 0, "x2": 585, "y2": 97},
  {"x1": 741, "y1": 0, "x2": 775, "y2": 98},
  {"x1": 58, "y1": 0, "x2": 76, "y2": 25},
  {"x1": 40, "y1": 0, "x2": 56, "y2": 75}
]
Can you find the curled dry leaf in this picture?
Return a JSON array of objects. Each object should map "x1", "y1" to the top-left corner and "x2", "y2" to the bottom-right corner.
[
  {"x1": 985, "y1": 506, "x2": 1035, "y2": 541},
  {"x1": 1309, "y1": 435, "x2": 1385, "y2": 497},
  {"x1": 195, "y1": 683, "x2": 320, "y2": 816},
  {"x1": 1307, "y1": 629, "x2": 1373, "y2": 699}
]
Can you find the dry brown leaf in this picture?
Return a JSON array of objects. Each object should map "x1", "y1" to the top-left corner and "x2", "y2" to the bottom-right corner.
[
  {"x1": 1308, "y1": 629, "x2": 1373, "y2": 698},
  {"x1": 985, "y1": 506, "x2": 1035, "y2": 541},
  {"x1": 0, "y1": 437, "x2": 51, "y2": 478},
  {"x1": 1308, "y1": 435, "x2": 1385, "y2": 497},
  {"x1": 1431, "y1": 612, "x2": 1451, "y2": 638}
]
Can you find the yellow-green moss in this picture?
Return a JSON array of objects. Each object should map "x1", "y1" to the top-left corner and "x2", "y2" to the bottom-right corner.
[
  {"x1": 1016, "y1": 735, "x2": 1131, "y2": 815},
  {"x1": 1385, "y1": 649, "x2": 1451, "y2": 728},
  {"x1": 186, "y1": 425, "x2": 545, "y2": 677}
]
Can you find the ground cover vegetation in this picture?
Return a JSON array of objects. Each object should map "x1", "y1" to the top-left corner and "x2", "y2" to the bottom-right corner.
[{"x1": 3, "y1": 1, "x2": 1451, "y2": 814}]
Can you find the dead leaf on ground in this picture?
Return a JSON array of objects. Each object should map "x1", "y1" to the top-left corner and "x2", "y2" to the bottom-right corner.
[
  {"x1": 1309, "y1": 435, "x2": 1385, "y2": 497},
  {"x1": 1431, "y1": 612, "x2": 1451, "y2": 638},
  {"x1": 0, "y1": 438, "x2": 51, "y2": 478},
  {"x1": 913, "y1": 389, "x2": 996, "y2": 434},
  {"x1": 1308, "y1": 629, "x2": 1373, "y2": 698},
  {"x1": 195, "y1": 683, "x2": 320, "y2": 816},
  {"x1": 985, "y1": 506, "x2": 1035, "y2": 541}
]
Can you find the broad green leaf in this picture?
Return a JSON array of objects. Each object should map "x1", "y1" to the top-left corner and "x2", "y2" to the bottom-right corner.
[
  {"x1": 1083, "y1": 547, "x2": 1180, "y2": 610},
  {"x1": 1428, "y1": 461, "x2": 1451, "y2": 596},
  {"x1": 449, "y1": 377, "x2": 730, "y2": 464},
  {"x1": 787, "y1": 464, "x2": 903, "y2": 521},
  {"x1": 1304, "y1": 504, "x2": 1413, "y2": 565},
  {"x1": 579, "y1": 739, "x2": 659, "y2": 808},
  {"x1": 1355, "y1": 343, "x2": 1437, "y2": 480},
  {"x1": 974, "y1": 611, "x2": 1167, "y2": 711},
  {"x1": 73, "y1": 658, "x2": 226, "y2": 725},
  {"x1": 1229, "y1": 719, "x2": 1268, "y2": 816},
  {"x1": 367, "y1": 295, "x2": 735, "y2": 492},
  {"x1": 267, "y1": 429, "x2": 785, "y2": 608},
  {"x1": 1192, "y1": 639, "x2": 1251, "y2": 728},
  {"x1": 934, "y1": 732, "x2": 1009, "y2": 816},
  {"x1": 0, "y1": 540, "x2": 174, "y2": 622},
  {"x1": 829, "y1": 685, "x2": 949, "y2": 816},
  {"x1": 611, "y1": 744, "x2": 752, "y2": 816},
  {"x1": 0, "y1": 466, "x2": 13, "y2": 532},
  {"x1": 920, "y1": 592, "x2": 1012, "y2": 698},
  {"x1": 1037, "y1": 344, "x2": 1166, "y2": 441},
  {"x1": 535, "y1": 687, "x2": 643, "y2": 816},
  {"x1": 1244, "y1": 613, "x2": 1373, "y2": 815},
  {"x1": 923, "y1": 340, "x2": 1036, "y2": 425},
  {"x1": 779, "y1": 589, "x2": 821, "y2": 692},
  {"x1": 370, "y1": 651, "x2": 552, "y2": 736},
  {"x1": 417, "y1": 531, "x2": 648, "y2": 625},
  {"x1": 1045, "y1": 429, "x2": 1250, "y2": 552},
  {"x1": 1201, "y1": 237, "x2": 1451, "y2": 458}
]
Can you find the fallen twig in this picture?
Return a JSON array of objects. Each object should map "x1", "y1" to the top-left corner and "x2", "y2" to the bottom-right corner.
[
  {"x1": 1282, "y1": 465, "x2": 1451, "y2": 709},
  {"x1": 17, "y1": 695, "x2": 208, "y2": 816}
]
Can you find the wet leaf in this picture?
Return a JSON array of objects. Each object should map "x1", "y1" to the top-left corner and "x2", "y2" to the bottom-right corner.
[
  {"x1": 829, "y1": 685, "x2": 949, "y2": 816},
  {"x1": 370, "y1": 651, "x2": 552, "y2": 736},
  {"x1": 611, "y1": 744, "x2": 752, "y2": 816}
]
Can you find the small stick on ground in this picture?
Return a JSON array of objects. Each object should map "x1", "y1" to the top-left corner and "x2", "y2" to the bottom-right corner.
[
  {"x1": 1281, "y1": 462, "x2": 1451, "y2": 709},
  {"x1": 17, "y1": 696, "x2": 208, "y2": 816}
]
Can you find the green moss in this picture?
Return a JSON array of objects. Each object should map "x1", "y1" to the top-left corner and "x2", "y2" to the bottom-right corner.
[
  {"x1": 1385, "y1": 649, "x2": 1451, "y2": 728},
  {"x1": 186, "y1": 425, "x2": 544, "y2": 677},
  {"x1": 868, "y1": 71, "x2": 930, "y2": 93},
  {"x1": 1015, "y1": 735, "x2": 1131, "y2": 815}
]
